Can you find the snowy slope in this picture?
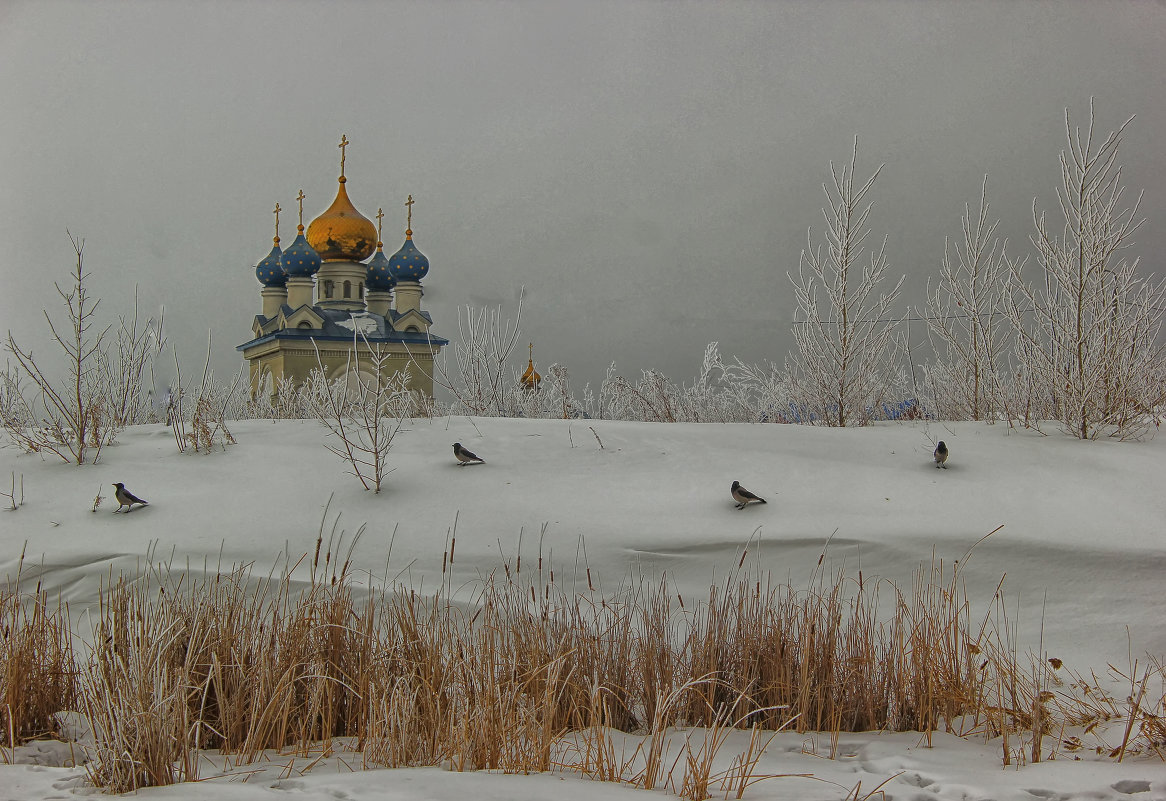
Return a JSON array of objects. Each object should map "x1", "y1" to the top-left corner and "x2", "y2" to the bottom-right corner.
[{"x1": 1, "y1": 417, "x2": 1164, "y2": 800}]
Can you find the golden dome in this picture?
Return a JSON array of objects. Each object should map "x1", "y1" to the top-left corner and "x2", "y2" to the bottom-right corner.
[
  {"x1": 306, "y1": 176, "x2": 377, "y2": 262},
  {"x1": 521, "y1": 342, "x2": 541, "y2": 390},
  {"x1": 306, "y1": 136, "x2": 376, "y2": 262}
]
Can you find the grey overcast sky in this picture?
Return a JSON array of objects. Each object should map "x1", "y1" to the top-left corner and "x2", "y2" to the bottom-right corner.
[{"x1": 2, "y1": 0, "x2": 1164, "y2": 392}]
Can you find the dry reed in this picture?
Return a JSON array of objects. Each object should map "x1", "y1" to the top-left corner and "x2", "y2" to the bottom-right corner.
[{"x1": 0, "y1": 551, "x2": 77, "y2": 751}]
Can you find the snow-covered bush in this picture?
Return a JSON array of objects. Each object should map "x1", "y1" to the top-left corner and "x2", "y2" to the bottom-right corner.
[
  {"x1": 511, "y1": 362, "x2": 588, "y2": 420},
  {"x1": 596, "y1": 344, "x2": 785, "y2": 424},
  {"x1": 93, "y1": 294, "x2": 166, "y2": 429},
  {"x1": 422, "y1": 296, "x2": 525, "y2": 417},
  {"x1": 166, "y1": 335, "x2": 241, "y2": 454},
  {"x1": 723, "y1": 357, "x2": 805, "y2": 423},
  {"x1": 599, "y1": 365, "x2": 683, "y2": 422}
]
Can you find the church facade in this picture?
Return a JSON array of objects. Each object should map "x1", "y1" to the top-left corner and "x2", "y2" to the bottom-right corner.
[{"x1": 237, "y1": 136, "x2": 446, "y2": 398}]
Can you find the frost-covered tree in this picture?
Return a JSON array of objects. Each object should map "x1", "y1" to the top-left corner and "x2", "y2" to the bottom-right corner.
[
  {"x1": 307, "y1": 334, "x2": 413, "y2": 493},
  {"x1": 923, "y1": 176, "x2": 1009, "y2": 421},
  {"x1": 4, "y1": 233, "x2": 109, "y2": 463},
  {"x1": 414, "y1": 293, "x2": 524, "y2": 417},
  {"x1": 789, "y1": 139, "x2": 904, "y2": 426},
  {"x1": 1004, "y1": 103, "x2": 1165, "y2": 439},
  {"x1": 3, "y1": 234, "x2": 167, "y2": 459}
]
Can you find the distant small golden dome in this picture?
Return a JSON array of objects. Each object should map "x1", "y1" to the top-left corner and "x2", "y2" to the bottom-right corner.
[
  {"x1": 521, "y1": 342, "x2": 541, "y2": 390},
  {"x1": 307, "y1": 176, "x2": 377, "y2": 262}
]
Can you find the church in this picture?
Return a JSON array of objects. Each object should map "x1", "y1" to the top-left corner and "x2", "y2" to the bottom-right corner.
[{"x1": 237, "y1": 136, "x2": 446, "y2": 398}]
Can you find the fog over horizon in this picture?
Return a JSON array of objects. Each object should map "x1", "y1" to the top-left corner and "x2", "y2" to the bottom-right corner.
[{"x1": 2, "y1": 0, "x2": 1164, "y2": 394}]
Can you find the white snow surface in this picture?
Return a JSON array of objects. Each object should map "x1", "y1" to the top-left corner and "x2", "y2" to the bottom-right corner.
[
  {"x1": 336, "y1": 313, "x2": 379, "y2": 334},
  {"x1": 2, "y1": 417, "x2": 1164, "y2": 800}
]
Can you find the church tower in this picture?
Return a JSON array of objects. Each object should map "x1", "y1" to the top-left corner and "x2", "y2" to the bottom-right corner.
[
  {"x1": 237, "y1": 135, "x2": 447, "y2": 399},
  {"x1": 255, "y1": 202, "x2": 288, "y2": 318},
  {"x1": 387, "y1": 195, "x2": 431, "y2": 332}
]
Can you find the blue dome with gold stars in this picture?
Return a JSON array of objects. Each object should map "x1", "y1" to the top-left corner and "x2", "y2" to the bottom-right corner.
[
  {"x1": 281, "y1": 231, "x2": 322, "y2": 277},
  {"x1": 388, "y1": 233, "x2": 429, "y2": 282},
  {"x1": 255, "y1": 244, "x2": 286, "y2": 287},
  {"x1": 366, "y1": 245, "x2": 396, "y2": 291}
]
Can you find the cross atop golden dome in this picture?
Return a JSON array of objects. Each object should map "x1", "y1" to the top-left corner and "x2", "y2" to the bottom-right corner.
[
  {"x1": 272, "y1": 202, "x2": 281, "y2": 246},
  {"x1": 306, "y1": 134, "x2": 377, "y2": 262},
  {"x1": 521, "y1": 342, "x2": 541, "y2": 390}
]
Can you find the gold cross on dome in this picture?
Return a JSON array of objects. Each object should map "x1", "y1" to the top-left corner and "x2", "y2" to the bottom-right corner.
[
  {"x1": 529, "y1": 342, "x2": 534, "y2": 359},
  {"x1": 338, "y1": 134, "x2": 349, "y2": 177},
  {"x1": 376, "y1": 207, "x2": 384, "y2": 240},
  {"x1": 272, "y1": 202, "x2": 281, "y2": 241},
  {"x1": 405, "y1": 194, "x2": 414, "y2": 229},
  {"x1": 296, "y1": 189, "x2": 306, "y2": 227}
]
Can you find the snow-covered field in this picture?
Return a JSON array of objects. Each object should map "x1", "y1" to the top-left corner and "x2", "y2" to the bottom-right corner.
[{"x1": 2, "y1": 416, "x2": 1164, "y2": 800}]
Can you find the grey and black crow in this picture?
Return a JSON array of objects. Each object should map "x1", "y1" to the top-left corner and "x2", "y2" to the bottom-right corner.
[
  {"x1": 453, "y1": 442, "x2": 485, "y2": 465},
  {"x1": 934, "y1": 441, "x2": 949, "y2": 469},
  {"x1": 731, "y1": 480, "x2": 766, "y2": 509},
  {"x1": 112, "y1": 483, "x2": 148, "y2": 513}
]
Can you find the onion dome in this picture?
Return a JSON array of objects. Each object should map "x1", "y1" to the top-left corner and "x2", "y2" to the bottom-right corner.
[
  {"x1": 282, "y1": 189, "x2": 322, "y2": 276},
  {"x1": 281, "y1": 231, "x2": 321, "y2": 277},
  {"x1": 255, "y1": 201, "x2": 287, "y2": 286},
  {"x1": 306, "y1": 135, "x2": 377, "y2": 262},
  {"x1": 388, "y1": 233, "x2": 429, "y2": 281},
  {"x1": 256, "y1": 243, "x2": 286, "y2": 287},
  {"x1": 521, "y1": 343, "x2": 541, "y2": 391},
  {"x1": 366, "y1": 247, "x2": 395, "y2": 290},
  {"x1": 388, "y1": 194, "x2": 430, "y2": 281},
  {"x1": 366, "y1": 207, "x2": 396, "y2": 291}
]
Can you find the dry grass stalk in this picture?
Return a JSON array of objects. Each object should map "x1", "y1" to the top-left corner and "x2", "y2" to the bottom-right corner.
[
  {"x1": 676, "y1": 693, "x2": 788, "y2": 801},
  {"x1": 717, "y1": 721, "x2": 798, "y2": 799},
  {"x1": 1, "y1": 472, "x2": 23, "y2": 511}
]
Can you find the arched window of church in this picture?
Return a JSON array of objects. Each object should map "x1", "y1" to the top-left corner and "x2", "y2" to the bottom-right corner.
[
  {"x1": 323, "y1": 280, "x2": 334, "y2": 299},
  {"x1": 405, "y1": 325, "x2": 419, "y2": 333},
  {"x1": 297, "y1": 321, "x2": 312, "y2": 330},
  {"x1": 344, "y1": 280, "x2": 351, "y2": 298},
  {"x1": 359, "y1": 282, "x2": 364, "y2": 299}
]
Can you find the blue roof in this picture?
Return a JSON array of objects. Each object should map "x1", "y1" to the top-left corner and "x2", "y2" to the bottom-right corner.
[{"x1": 238, "y1": 306, "x2": 447, "y2": 352}]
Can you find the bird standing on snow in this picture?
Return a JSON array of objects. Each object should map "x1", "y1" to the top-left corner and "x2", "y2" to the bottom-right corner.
[
  {"x1": 453, "y1": 442, "x2": 485, "y2": 465},
  {"x1": 112, "y1": 483, "x2": 149, "y2": 513},
  {"x1": 731, "y1": 480, "x2": 766, "y2": 509},
  {"x1": 934, "y1": 441, "x2": 949, "y2": 469}
]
